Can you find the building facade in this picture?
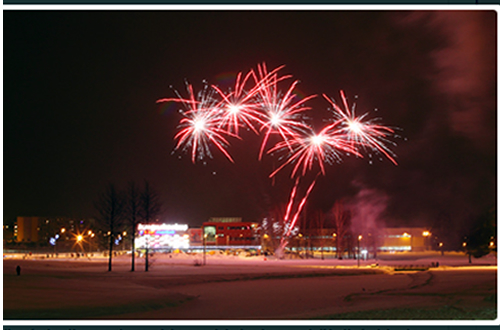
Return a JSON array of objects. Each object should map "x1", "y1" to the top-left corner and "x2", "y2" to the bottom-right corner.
[
  {"x1": 135, "y1": 223, "x2": 190, "y2": 250},
  {"x1": 15, "y1": 217, "x2": 40, "y2": 243},
  {"x1": 203, "y1": 217, "x2": 259, "y2": 247}
]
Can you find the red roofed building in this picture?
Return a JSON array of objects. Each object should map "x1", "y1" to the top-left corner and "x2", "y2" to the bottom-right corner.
[{"x1": 203, "y1": 217, "x2": 259, "y2": 246}]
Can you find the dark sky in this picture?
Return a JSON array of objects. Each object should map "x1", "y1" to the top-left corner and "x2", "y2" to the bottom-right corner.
[{"x1": 4, "y1": 10, "x2": 497, "y2": 240}]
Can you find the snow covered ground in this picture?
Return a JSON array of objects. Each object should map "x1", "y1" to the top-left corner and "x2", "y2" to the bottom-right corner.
[{"x1": 3, "y1": 251, "x2": 497, "y2": 320}]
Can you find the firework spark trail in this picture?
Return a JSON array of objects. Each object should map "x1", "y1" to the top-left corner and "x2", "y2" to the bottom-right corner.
[
  {"x1": 280, "y1": 173, "x2": 320, "y2": 243},
  {"x1": 159, "y1": 83, "x2": 238, "y2": 163},
  {"x1": 283, "y1": 177, "x2": 300, "y2": 226},
  {"x1": 323, "y1": 90, "x2": 398, "y2": 165},
  {"x1": 255, "y1": 63, "x2": 292, "y2": 88},
  {"x1": 267, "y1": 123, "x2": 363, "y2": 179},
  {"x1": 256, "y1": 72, "x2": 317, "y2": 160},
  {"x1": 279, "y1": 177, "x2": 300, "y2": 247},
  {"x1": 211, "y1": 70, "x2": 265, "y2": 136}
]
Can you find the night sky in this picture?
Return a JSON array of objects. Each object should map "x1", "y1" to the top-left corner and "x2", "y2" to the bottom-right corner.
[{"x1": 4, "y1": 10, "x2": 497, "y2": 243}]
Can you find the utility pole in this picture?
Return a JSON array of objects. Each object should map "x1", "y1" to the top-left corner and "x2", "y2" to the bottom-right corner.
[{"x1": 203, "y1": 226, "x2": 206, "y2": 266}]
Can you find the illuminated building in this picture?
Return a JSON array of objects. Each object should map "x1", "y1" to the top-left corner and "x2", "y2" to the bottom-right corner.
[
  {"x1": 187, "y1": 228, "x2": 203, "y2": 246},
  {"x1": 135, "y1": 223, "x2": 190, "y2": 250},
  {"x1": 202, "y1": 217, "x2": 260, "y2": 248},
  {"x1": 279, "y1": 227, "x2": 431, "y2": 256},
  {"x1": 14, "y1": 217, "x2": 40, "y2": 243},
  {"x1": 379, "y1": 227, "x2": 430, "y2": 252}
]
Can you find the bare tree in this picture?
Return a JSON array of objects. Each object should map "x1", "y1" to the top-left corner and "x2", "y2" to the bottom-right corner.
[
  {"x1": 331, "y1": 200, "x2": 349, "y2": 260},
  {"x1": 140, "y1": 180, "x2": 162, "y2": 224},
  {"x1": 124, "y1": 181, "x2": 140, "y2": 272},
  {"x1": 94, "y1": 183, "x2": 124, "y2": 271},
  {"x1": 140, "y1": 180, "x2": 162, "y2": 271}
]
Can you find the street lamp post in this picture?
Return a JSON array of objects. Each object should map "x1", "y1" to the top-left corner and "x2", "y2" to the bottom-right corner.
[
  {"x1": 298, "y1": 233, "x2": 303, "y2": 257},
  {"x1": 262, "y1": 233, "x2": 269, "y2": 254},
  {"x1": 422, "y1": 231, "x2": 431, "y2": 251},
  {"x1": 332, "y1": 233, "x2": 337, "y2": 259},
  {"x1": 87, "y1": 231, "x2": 93, "y2": 254},
  {"x1": 145, "y1": 235, "x2": 149, "y2": 272},
  {"x1": 60, "y1": 228, "x2": 66, "y2": 253},
  {"x1": 203, "y1": 232, "x2": 207, "y2": 266},
  {"x1": 76, "y1": 234, "x2": 84, "y2": 254},
  {"x1": 357, "y1": 235, "x2": 362, "y2": 267}
]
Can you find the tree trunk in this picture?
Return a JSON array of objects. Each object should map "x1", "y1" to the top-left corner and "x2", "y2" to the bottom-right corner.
[
  {"x1": 108, "y1": 235, "x2": 113, "y2": 272},
  {"x1": 131, "y1": 227, "x2": 135, "y2": 272}
]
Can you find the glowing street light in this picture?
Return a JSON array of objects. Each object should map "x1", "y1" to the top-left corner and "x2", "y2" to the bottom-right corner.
[
  {"x1": 74, "y1": 234, "x2": 85, "y2": 254},
  {"x1": 262, "y1": 233, "x2": 270, "y2": 252},
  {"x1": 422, "y1": 231, "x2": 431, "y2": 250},
  {"x1": 297, "y1": 233, "x2": 304, "y2": 256}
]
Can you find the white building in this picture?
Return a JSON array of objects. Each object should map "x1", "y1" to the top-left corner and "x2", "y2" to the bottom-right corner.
[{"x1": 135, "y1": 223, "x2": 190, "y2": 250}]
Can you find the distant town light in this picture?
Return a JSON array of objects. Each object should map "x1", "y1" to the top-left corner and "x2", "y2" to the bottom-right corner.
[{"x1": 422, "y1": 231, "x2": 430, "y2": 237}]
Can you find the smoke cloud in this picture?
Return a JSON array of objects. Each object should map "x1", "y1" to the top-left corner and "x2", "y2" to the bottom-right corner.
[{"x1": 346, "y1": 184, "x2": 389, "y2": 236}]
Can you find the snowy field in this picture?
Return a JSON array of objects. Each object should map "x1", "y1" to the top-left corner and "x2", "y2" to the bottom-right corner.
[{"x1": 3, "y1": 251, "x2": 497, "y2": 320}]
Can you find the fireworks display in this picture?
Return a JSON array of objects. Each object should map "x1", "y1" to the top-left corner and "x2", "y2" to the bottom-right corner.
[
  {"x1": 158, "y1": 63, "x2": 399, "y2": 246},
  {"x1": 323, "y1": 91, "x2": 399, "y2": 165}
]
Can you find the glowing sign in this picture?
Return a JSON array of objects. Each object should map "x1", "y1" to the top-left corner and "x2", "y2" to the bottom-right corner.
[
  {"x1": 138, "y1": 223, "x2": 188, "y2": 232},
  {"x1": 135, "y1": 223, "x2": 190, "y2": 249}
]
